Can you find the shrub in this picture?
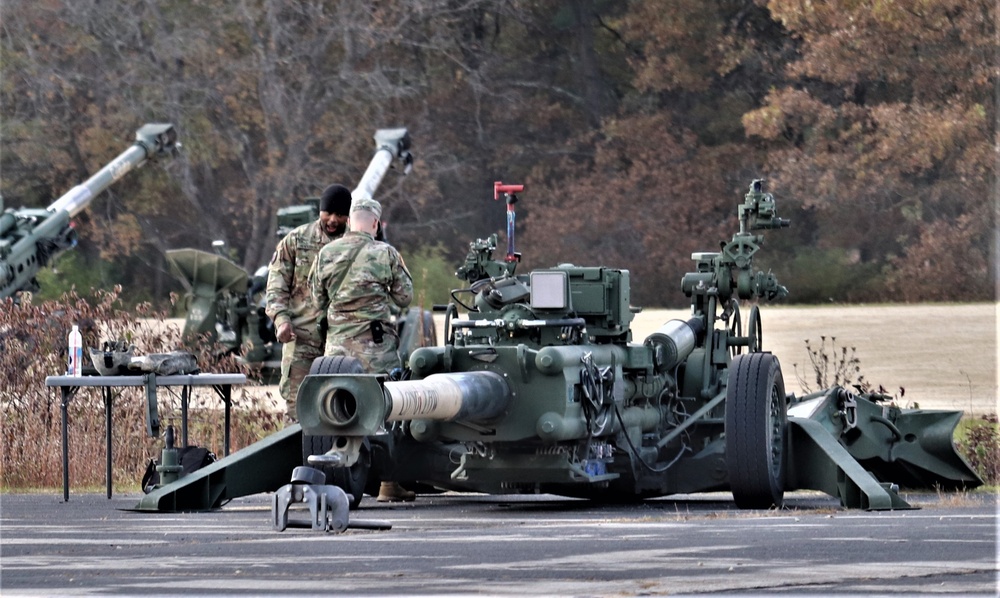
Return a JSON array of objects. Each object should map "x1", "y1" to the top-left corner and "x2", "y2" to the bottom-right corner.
[
  {"x1": 405, "y1": 243, "x2": 460, "y2": 307},
  {"x1": 0, "y1": 287, "x2": 281, "y2": 491},
  {"x1": 792, "y1": 336, "x2": 868, "y2": 394},
  {"x1": 956, "y1": 415, "x2": 1000, "y2": 486},
  {"x1": 33, "y1": 252, "x2": 112, "y2": 303},
  {"x1": 770, "y1": 247, "x2": 881, "y2": 303}
]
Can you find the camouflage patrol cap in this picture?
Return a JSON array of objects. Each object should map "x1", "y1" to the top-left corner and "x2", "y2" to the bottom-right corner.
[{"x1": 350, "y1": 196, "x2": 382, "y2": 219}]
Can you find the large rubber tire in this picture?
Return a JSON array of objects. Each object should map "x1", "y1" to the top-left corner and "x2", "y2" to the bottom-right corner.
[
  {"x1": 725, "y1": 352, "x2": 787, "y2": 509},
  {"x1": 307, "y1": 354, "x2": 364, "y2": 377},
  {"x1": 421, "y1": 309, "x2": 437, "y2": 347},
  {"x1": 303, "y1": 355, "x2": 369, "y2": 509}
]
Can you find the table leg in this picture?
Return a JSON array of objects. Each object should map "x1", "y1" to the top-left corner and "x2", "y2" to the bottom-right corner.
[
  {"x1": 223, "y1": 385, "x2": 231, "y2": 457},
  {"x1": 61, "y1": 387, "x2": 74, "y2": 502},
  {"x1": 144, "y1": 373, "x2": 160, "y2": 438},
  {"x1": 181, "y1": 386, "x2": 190, "y2": 448},
  {"x1": 104, "y1": 387, "x2": 113, "y2": 499},
  {"x1": 212, "y1": 384, "x2": 233, "y2": 457}
]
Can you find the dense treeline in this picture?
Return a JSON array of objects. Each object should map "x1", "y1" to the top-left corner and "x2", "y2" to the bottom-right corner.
[{"x1": 2, "y1": 0, "x2": 995, "y2": 307}]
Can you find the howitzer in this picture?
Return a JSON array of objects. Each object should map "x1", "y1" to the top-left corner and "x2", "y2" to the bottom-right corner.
[
  {"x1": 296, "y1": 179, "x2": 979, "y2": 510},
  {"x1": 1, "y1": 124, "x2": 178, "y2": 299},
  {"x1": 136, "y1": 179, "x2": 980, "y2": 519},
  {"x1": 166, "y1": 127, "x2": 429, "y2": 381}
]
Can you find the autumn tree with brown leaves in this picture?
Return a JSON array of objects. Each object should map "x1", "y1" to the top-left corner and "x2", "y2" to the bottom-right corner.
[
  {"x1": 1, "y1": 1, "x2": 994, "y2": 306},
  {"x1": 743, "y1": 0, "x2": 995, "y2": 302}
]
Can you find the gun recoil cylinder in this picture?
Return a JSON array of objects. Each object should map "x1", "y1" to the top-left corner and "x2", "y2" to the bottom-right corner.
[{"x1": 644, "y1": 318, "x2": 705, "y2": 372}]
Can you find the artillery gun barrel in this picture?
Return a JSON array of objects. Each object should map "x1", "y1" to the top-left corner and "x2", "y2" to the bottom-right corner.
[
  {"x1": 352, "y1": 128, "x2": 412, "y2": 201},
  {"x1": 48, "y1": 124, "x2": 178, "y2": 218},
  {"x1": 1, "y1": 124, "x2": 177, "y2": 298},
  {"x1": 298, "y1": 371, "x2": 512, "y2": 437},
  {"x1": 384, "y1": 372, "x2": 511, "y2": 423}
]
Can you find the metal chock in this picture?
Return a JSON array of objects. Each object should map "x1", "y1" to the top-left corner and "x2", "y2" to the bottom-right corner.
[{"x1": 272, "y1": 466, "x2": 351, "y2": 533}]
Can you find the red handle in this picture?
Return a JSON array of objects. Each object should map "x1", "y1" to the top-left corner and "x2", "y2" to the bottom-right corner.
[{"x1": 494, "y1": 181, "x2": 525, "y2": 200}]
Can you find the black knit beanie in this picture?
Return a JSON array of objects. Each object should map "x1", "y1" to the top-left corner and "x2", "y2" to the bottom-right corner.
[{"x1": 319, "y1": 184, "x2": 352, "y2": 215}]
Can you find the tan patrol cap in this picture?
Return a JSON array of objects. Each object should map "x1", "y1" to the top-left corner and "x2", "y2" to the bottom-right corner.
[{"x1": 350, "y1": 196, "x2": 382, "y2": 219}]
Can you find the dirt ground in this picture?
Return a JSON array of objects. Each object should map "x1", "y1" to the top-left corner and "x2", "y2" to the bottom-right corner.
[{"x1": 203, "y1": 303, "x2": 996, "y2": 418}]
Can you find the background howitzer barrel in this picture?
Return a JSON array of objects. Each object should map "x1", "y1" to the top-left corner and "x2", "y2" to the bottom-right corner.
[
  {"x1": 352, "y1": 128, "x2": 412, "y2": 201},
  {"x1": 1, "y1": 123, "x2": 177, "y2": 298},
  {"x1": 48, "y1": 124, "x2": 177, "y2": 217}
]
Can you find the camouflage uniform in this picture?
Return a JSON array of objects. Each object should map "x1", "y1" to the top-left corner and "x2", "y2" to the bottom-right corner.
[
  {"x1": 265, "y1": 220, "x2": 340, "y2": 420},
  {"x1": 309, "y1": 230, "x2": 413, "y2": 373}
]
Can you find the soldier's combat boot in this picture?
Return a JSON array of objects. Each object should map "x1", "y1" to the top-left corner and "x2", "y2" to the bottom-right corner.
[{"x1": 377, "y1": 481, "x2": 415, "y2": 502}]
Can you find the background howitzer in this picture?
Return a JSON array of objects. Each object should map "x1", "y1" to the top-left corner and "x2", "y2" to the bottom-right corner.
[
  {"x1": 137, "y1": 179, "x2": 980, "y2": 517},
  {"x1": 166, "y1": 128, "x2": 432, "y2": 382},
  {"x1": 1, "y1": 124, "x2": 178, "y2": 300}
]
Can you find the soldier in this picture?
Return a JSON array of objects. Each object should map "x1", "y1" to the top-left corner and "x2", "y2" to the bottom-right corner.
[
  {"x1": 308, "y1": 196, "x2": 416, "y2": 502},
  {"x1": 309, "y1": 197, "x2": 413, "y2": 371},
  {"x1": 265, "y1": 183, "x2": 352, "y2": 423}
]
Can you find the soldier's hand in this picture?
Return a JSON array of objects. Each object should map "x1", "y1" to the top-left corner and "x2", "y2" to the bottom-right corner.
[{"x1": 276, "y1": 322, "x2": 295, "y2": 343}]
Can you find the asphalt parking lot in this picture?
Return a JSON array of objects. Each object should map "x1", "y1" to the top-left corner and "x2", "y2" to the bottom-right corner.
[{"x1": 1, "y1": 490, "x2": 997, "y2": 596}]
